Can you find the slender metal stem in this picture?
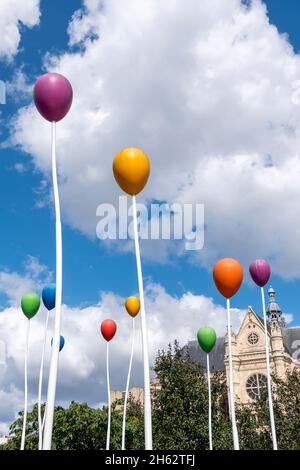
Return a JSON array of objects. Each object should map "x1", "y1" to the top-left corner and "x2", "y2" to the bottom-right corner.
[
  {"x1": 38, "y1": 309, "x2": 50, "y2": 450},
  {"x1": 226, "y1": 298, "x2": 239, "y2": 450},
  {"x1": 42, "y1": 122, "x2": 63, "y2": 450},
  {"x1": 206, "y1": 353, "x2": 212, "y2": 450},
  {"x1": 261, "y1": 286, "x2": 278, "y2": 450},
  {"x1": 106, "y1": 342, "x2": 111, "y2": 450},
  {"x1": 21, "y1": 320, "x2": 30, "y2": 450},
  {"x1": 122, "y1": 317, "x2": 135, "y2": 450},
  {"x1": 132, "y1": 195, "x2": 152, "y2": 450},
  {"x1": 42, "y1": 404, "x2": 46, "y2": 434}
]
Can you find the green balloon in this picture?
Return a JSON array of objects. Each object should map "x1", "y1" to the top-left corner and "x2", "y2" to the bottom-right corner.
[
  {"x1": 21, "y1": 293, "x2": 40, "y2": 319},
  {"x1": 197, "y1": 327, "x2": 216, "y2": 353}
]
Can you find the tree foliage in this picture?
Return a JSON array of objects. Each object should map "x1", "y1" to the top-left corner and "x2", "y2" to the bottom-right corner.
[
  {"x1": 2, "y1": 400, "x2": 143, "y2": 450},
  {"x1": 2, "y1": 341, "x2": 300, "y2": 450},
  {"x1": 236, "y1": 371, "x2": 300, "y2": 450},
  {"x1": 152, "y1": 341, "x2": 232, "y2": 449}
]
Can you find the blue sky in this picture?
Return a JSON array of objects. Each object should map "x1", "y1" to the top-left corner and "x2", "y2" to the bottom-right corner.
[
  {"x1": 1, "y1": 0, "x2": 300, "y2": 432},
  {"x1": 264, "y1": 0, "x2": 300, "y2": 53},
  {"x1": 0, "y1": 0, "x2": 300, "y2": 322}
]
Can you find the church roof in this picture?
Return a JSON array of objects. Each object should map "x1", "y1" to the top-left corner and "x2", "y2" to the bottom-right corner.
[
  {"x1": 187, "y1": 325, "x2": 300, "y2": 371},
  {"x1": 186, "y1": 286, "x2": 299, "y2": 370},
  {"x1": 252, "y1": 310, "x2": 271, "y2": 334},
  {"x1": 282, "y1": 327, "x2": 300, "y2": 358},
  {"x1": 187, "y1": 337, "x2": 225, "y2": 372},
  {"x1": 266, "y1": 286, "x2": 286, "y2": 327},
  {"x1": 267, "y1": 286, "x2": 282, "y2": 315}
]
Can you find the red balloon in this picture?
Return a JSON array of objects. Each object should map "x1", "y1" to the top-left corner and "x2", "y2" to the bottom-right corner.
[{"x1": 100, "y1": 319, "x2": 117, "y2": 342}]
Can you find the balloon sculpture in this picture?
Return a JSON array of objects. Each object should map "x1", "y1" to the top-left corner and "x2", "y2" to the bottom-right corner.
[
  {"x1": 51, "y1": 335, "x2": 65, "y2": 351},
  {"x1": 34, "y1": 72, "x2": 73, "y2": 450},
  {"x1": 249, "y1": 259, "x2": 277, "y2": 450},
  {"x1": 213, "y1": 258, "x2": 243, "y2": 450},
  {"x1": 42, "y1": 283, "x2": 56, "y2": 311},
  {"x1": 197, "y1": 327, "x2": 216, "y2": 450},
  {"x1": 20, "y1": 292, "x2": 41, "y2": 450},
  {"x1": 113, "y1": 147, "x2": 152, "y2": 450},
  {"x1": 37, "y1": 284, "x2": 56, "y2": 450},
  {"x1": 101, "y1": 319, "x2": 117, "y2": 450},
  {"x1": 122, "y1": 296, "x2": 140, "y2": 450}
]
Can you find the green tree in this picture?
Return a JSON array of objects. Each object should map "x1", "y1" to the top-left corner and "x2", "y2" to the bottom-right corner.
[
  {"x1": 236, "y1": 370, "x2": 300, "y2": 450},
  {"x1": 3, "y1": 403, "x2": 41, "y2": 450},
  {"x1": 273, "y1": 370, "x2": 300, "y2": 450},
  {"x1": 152, "y1": 341, "x2": 232, "y2": 450},
  {"x1": 2, "y1": 342, "x2": 300, "y2": 450},
  {"x1": 1, "y1": 401, "x2": 142, "y2": 450}
]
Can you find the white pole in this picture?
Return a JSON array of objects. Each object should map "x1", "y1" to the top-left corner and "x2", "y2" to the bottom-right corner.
[
  {"x1": 206, "y1": 353, "x2": 212, "y2": 450},
  {"x1": 132, "y1": 195, "x2": 152, "y2": 450},
  {"x1": 122, "y1": 317, "x2": 135, "y2": 450},
  {"x1": 42, "y1": 405, "x2": 46, "y2": 435},
  {"x1": 38, "y1": 309, "x2": 50, "y2": 450},
  {"x1": 106, "y1": 342, "x2": 111, "y2": 450},
  {"x1": 42, "y1": 122, "x2": 63, "y2": 450},
  {"x1": 226, "y1": 298, "x2": 239, "y2": 450},
  {"x1": 21, "y1": 320, "x2": 30, "y2": 450},
  {"x1": 261, "y1": 286, "x2": 278, "y2": 450}
]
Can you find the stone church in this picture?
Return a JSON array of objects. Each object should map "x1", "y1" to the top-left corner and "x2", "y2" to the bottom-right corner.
[{"x1": 188, "y1": 286, "x2": 300, "y2": 403}]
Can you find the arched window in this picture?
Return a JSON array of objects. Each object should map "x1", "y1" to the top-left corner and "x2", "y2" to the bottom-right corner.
[{"x1": 246, "y1": 374, "x2": 267, "y2": 400}]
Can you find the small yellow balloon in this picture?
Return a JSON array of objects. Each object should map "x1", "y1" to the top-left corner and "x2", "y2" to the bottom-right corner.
[
  {"x1": 125, "y1": 296, "x2": 140, "y2": 318},
  {"x1": 113, "y1": 147, "x2": 150, "y2": 195}
]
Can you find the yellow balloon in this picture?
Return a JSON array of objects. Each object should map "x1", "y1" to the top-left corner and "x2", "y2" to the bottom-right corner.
[
  {"x1": 125, "y1": 296, "x2": 140, "y2": 318},
  {"x1": 113, "y1": 147, "x2": 150, "y2": 195}
]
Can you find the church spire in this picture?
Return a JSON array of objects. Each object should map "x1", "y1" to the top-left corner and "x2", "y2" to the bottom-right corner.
[{"x1": 267, "y1": 286, "x2": 286, "y2": 328}]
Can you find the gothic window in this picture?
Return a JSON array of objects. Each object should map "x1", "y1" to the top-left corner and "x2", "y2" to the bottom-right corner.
[
  {"x1": 247, "y1": 331, "x2": 259, "y2": 345},
  {"x1": 246, "y1": 374, "x2": 267, "y2": 400}
]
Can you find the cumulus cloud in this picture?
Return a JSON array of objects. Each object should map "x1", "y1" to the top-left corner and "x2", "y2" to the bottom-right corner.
[
  {"x1": 9, "y1": 0, "x2": 300, "y2": 277},
  {"x1": 0, "y1": 258, "x2": 245, "y2": 432},
  {"x1": 0, "y1": 0, "x2": 40, "y2": 60},
  {"x1": 6, "y1": 70, "x2": 33, "y2": 102},
  {"x1": 0, "y1": 255, "x2": 52, "y2": 307}
]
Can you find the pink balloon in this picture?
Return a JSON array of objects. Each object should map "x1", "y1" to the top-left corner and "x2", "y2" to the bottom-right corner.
[
  {"x1": 249, "y1": 259, "x2": 271, "y2": 287},
  {"x1": 34, "y1": 73, "x2": 73, "y2": 122}
]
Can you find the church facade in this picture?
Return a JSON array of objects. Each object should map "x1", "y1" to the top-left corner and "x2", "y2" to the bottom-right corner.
[
  {"x1": 189, "y1": 286, "x2": 300, "y2": 404},
  {"x1": 111, "y1": 286, "x2": 300, "y2": 407}
]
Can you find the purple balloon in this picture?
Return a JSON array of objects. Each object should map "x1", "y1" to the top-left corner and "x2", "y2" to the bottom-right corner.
[
  {"x1": 249, "y1": 259, "x2": 271, "y2": 287},
  {"x1": 34, "y1": 73, "x2": 73, "y2": 122}
]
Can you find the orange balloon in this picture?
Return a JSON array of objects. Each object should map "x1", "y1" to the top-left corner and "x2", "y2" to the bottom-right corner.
[
  {"x1": 125, "y1": 296, "x2": 140, "y2": 318},
  {"x1": 213, "y1": 258, "x2": 243, "y2": 299},
  {"x1": 113, "y1": 147, "x2": 150, "y2": 195}
]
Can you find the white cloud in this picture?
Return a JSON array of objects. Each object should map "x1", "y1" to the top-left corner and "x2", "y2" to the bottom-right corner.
[
  {"x1": 0, "y1": 258, "x2": 245, "y2": 432},
  {"x1": 0, "y1": 256, "x2": 52, "y2": 307},
  {"x1": 0, "y1": 0, "x2": 40, "y2": 61},
  {"x1": 25, "y1": 255, "x2": 51, "y2": 280},
  {"x1": 284, "y1": 313, "x2": 294, "y2": 325},
  {"x1": 6, "y1": 70, "x2": 33, "y2": 102},
  {"x1": 9, "y1": 0, "x2": 300, "y2": 278},
  {"x1": 14, "y1": 162, "x2": 26, "y2": 173}
]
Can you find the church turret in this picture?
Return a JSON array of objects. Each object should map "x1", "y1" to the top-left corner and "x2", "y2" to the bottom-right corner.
[{"x1": 267, "y1": 286, "x2": 286, "y2": 328}]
